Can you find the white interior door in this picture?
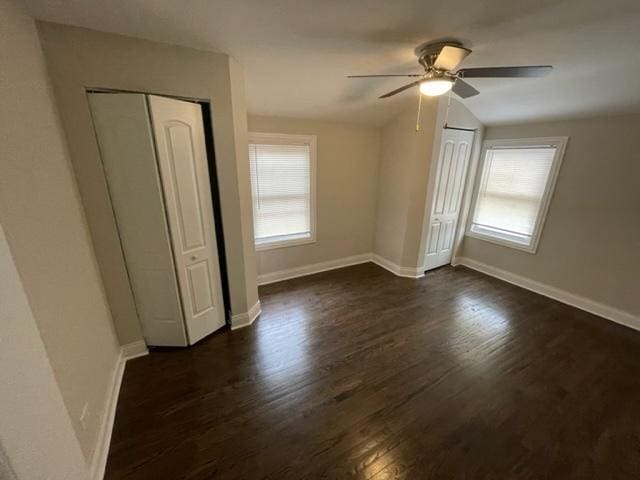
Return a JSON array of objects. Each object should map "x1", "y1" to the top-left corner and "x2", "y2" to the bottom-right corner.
[
  {"x1": 148, "y1": 95, "x2": 226, "y2": 344},
  {"x1": 424, "y1": 128, "x2": 474, "y2": 271},
  {"x1": 89, "y1": 93, "x2": 187, "y2": 346}
]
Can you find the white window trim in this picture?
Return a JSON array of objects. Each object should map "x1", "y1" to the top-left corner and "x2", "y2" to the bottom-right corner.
[
  {"x1": 465, "y1": 136, "x2": 568, "y2": 254},
  {"x1": 248, "y1": 132, "x2": 317, "y2": 251}
]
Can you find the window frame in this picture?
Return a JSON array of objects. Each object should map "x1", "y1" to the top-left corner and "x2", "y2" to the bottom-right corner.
[
  {"x1": 466, "y1": 136, "x2": 568, "y2": 254},
  {"x1": 248, "y1": 132, "x2": 317, "y2": 251}
]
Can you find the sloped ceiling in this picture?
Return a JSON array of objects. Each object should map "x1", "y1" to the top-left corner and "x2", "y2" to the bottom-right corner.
[{"x1": 25, "y1": 0, "x2": 640, "y2": 126}]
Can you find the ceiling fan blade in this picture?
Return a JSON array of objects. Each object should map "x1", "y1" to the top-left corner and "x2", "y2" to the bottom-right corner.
[
  {"x1": 347, "y1": 74, "x2": 423, "y2": 78},
  {"x1": 452, "y1": 78, "x2": 480, "y2": 99},
  {"x1": 434, "y1": 45, "x2": 471, "y2": 71},
  {"x1": 457, "y1": 65, "x2": 553, "y2": 78},
  {"x1": 379, "y1": 80, "x2": 421, "y2": 99}
]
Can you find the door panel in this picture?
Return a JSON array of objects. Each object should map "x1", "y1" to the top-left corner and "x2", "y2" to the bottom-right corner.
[
  {"x1": 427, "y1": 222, "x2": 441, "y2": 254},
  {"x1": 165, "y1": 123, "x2": 207, "y2": 251},
  {"x1": 433, "y1": 141, "x2": 455, "y2": 215},
  {"x1": 148, "y1": 95, "x2": 225, "y2": 344},
  {"x1": 186, "y1": 262, "x2": 214, "y2": 315},
  {"x1": 424, "y1": 129, "x2": 475, "y2": 271},
  {"x1": 450, "y1": 143, "x2": 469, "y2": 213},
  {"x1": 88, "y1": 93, "x2": 187, "y2": 347},
  {"x1": 440, "y1": 220, "x2": 455, "y2": 253},
  {"x1": 442, "y1": 145, "x2": 459, "y2": 214}
]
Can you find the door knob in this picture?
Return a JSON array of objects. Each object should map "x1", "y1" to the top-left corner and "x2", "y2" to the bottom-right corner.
[{"x1": 190, "y1": 255, "x2": 197, "y2": 261}]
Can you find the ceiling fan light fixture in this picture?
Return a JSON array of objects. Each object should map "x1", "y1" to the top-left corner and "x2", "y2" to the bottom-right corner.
[{"x1": 419, "y1": 77, "x2": 454, "y2": 96}]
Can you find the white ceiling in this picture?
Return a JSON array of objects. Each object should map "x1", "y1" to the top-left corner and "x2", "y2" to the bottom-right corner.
[{"x1": 25, "y1": 0, "x2": 640, "y2": 126}]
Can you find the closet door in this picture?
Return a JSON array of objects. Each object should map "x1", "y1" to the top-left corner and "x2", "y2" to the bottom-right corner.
[
  {"x1": 424, "y1": 128, "x2": 474, "y2": 271},
  {"x1": 148, "y1": 95, "x2": 226, "y2": 344},
  {"x1": 89, "y1": 93, "x2": 187, "y2": 346}
]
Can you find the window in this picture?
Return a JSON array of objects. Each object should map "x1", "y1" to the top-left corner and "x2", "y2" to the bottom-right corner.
[
  {"x1": 467, "y1": 137, "x2": 567, "y2": 253},
  {"x1": 248, "y1": 132, "x2": 316, "y2": 250}
]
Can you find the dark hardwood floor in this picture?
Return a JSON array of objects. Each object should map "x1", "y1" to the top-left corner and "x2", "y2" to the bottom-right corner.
[{"x1": 105, "y1": 263, "x2": 640, "y2": 479}]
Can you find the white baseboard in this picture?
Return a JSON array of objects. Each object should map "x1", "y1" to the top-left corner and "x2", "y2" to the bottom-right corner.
[
  {"x1": 456, "y1": 256, "x2": 640, "y2": 332},
  {"x1": 89, "y1": 341, "x2": 149, "y2": 480},
  {"x1": 257, "y1": 252, "x2": 425, "y2": 287},
  {"x1": 121, "y1": 340, "x2": 148, "y2": 360},
  {"x1": 370, "y1": 253, "x2": 425, "y2": 279},
  {"x1": 257, "y1": 253, "x2": 371, "y2": 285},
  {"x1": 231, "y1": 300, "x2": 262, "y2": 330}
]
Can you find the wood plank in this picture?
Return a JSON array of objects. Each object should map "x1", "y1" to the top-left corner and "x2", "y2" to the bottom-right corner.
[{"x1": 105, "y1": 263, "x2": 640, "y2": 479}]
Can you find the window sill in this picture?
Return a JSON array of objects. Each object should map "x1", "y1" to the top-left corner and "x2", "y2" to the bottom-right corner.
[
  {"x1": 255, "y1": 234, "x2": 316, "y2": 252},
  {"x1": 464, "y1": 230, "x2": 539, "y2": 254}
]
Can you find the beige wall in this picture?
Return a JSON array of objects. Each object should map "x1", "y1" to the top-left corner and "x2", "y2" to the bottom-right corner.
[
  {"x1": 461, "y1": 114, "x2": 640, "y2": 316},
  {"x1": 0, "y1": 223, "x2": 88, "y2": 480},
  {"x1": 0, "y1": 0, "x2": 120, "y2": 463},
  {"x1": 36, "y1": 22, "x2": 260, "y2": 344},
  {"x1": 248, "y1": 115, "x2": 381, "y2": 275},
  {"x1": 373, "y1": 97, "x2": 439, "y2": 267}
]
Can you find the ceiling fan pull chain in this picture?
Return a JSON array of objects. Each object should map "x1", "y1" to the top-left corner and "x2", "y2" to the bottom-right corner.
[
  {"x1": 443, "y1": 89, "x2": 452, "y2": 127},
  {"x1": 415, "y1": 93, "x2": 423, "y2": 132}
]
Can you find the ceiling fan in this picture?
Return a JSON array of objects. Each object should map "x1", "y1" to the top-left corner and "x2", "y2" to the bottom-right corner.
[{"x1": 348, "y1": 40, "x2": 552, "y2": 99}]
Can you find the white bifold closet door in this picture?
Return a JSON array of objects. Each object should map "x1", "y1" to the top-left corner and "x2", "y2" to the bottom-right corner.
[
  {"x1": 423, "y1": 128, "x2": 474, "y2": 271},
  {"x1": 89, "y1": 93, "x2": 225, "y2": 346},
  {"x1": 147, "y1": 95, "x2": 225, "y2": 343}
]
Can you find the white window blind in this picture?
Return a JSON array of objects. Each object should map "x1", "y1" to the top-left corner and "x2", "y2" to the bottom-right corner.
[
  {"x1": 469, "y1": 138, "x2": 566, "y2": 252},
  {"x1": 248, "y1": 135, "x2": 315, "y2": 248}
]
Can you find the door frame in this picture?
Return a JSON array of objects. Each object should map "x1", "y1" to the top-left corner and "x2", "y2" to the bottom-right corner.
[
  {"x1": 417, "y1": 125, "x2": 482, "y2": 272},
  {"x1": 86, "y1": 87, "x2": 232, "y2": 328}
]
